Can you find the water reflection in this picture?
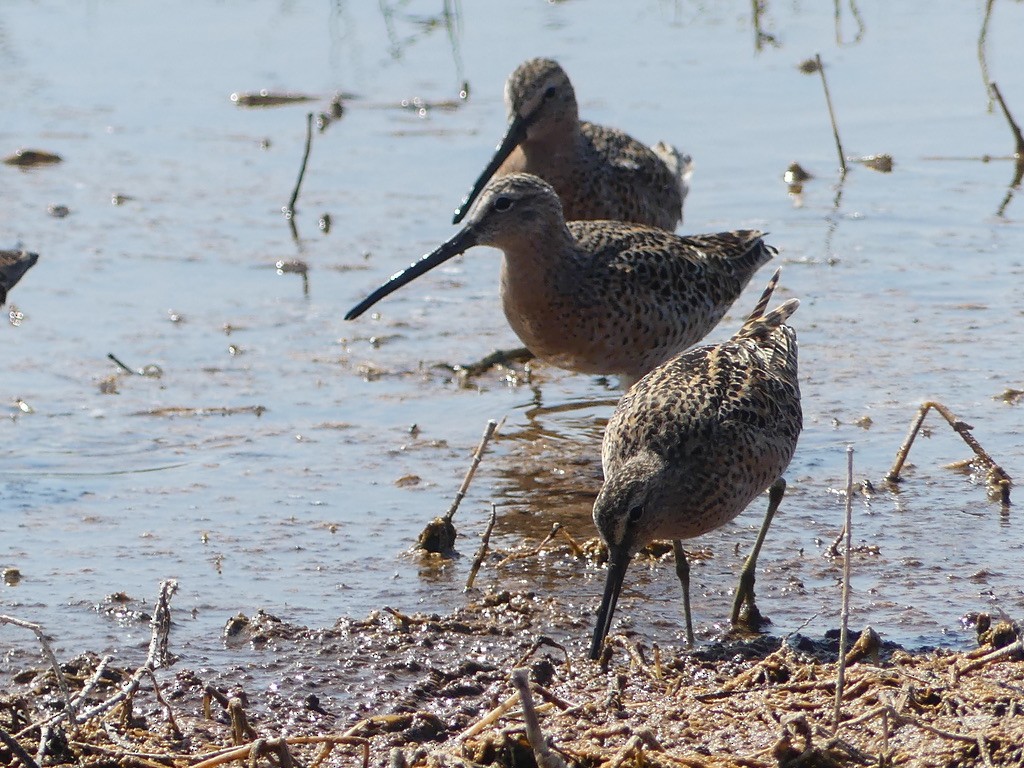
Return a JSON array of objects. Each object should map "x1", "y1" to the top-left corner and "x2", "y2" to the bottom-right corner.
[
  {"x1": 378, "y1": 0, "x2": 464, "y2": 88},
  {"x1": 832, "y1": 0, "x2": 865, "y2": 46}
]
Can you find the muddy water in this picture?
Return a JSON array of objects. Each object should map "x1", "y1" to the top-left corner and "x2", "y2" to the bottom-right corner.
[{"x1": 2, "y1": 1, "x2": 1023, "y2": 683}]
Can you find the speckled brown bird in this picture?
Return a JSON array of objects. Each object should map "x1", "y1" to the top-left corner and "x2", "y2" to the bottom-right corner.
[
  {"x1": 0, "y1": 250, "x2": 39, "y2": 306},
  {"x1": 452, "y1": 57, "x2": 691, "y2": 230},
  {"x1": 346, "y1": 173, "x2": 772, "y2": 384},
  {"x1": 590, "y1": 268, "x2": 801, "y2": 659}
]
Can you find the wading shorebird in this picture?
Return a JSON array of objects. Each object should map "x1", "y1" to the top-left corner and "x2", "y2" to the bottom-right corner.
[
  {"x1": 0, "y1": 250, "x2": 39, "y2": 306},
  {"x1": 589, "y1": 268, "x2": 801, "y2": 659},
  {"x1": 345, "y1": 173, "x2": 773, "y2": 384},
  {"x1": 451, "y1": 57, "x2": 691, "y2": 230}
]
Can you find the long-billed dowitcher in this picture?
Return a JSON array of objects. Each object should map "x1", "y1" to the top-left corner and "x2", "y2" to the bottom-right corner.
[
  {"x1": 0, "y1": 250, "x2": 39, "y2": 305},
  {"x1": 589, "y1": 268, "x2": 801, "y2": 659},
  {"x1": 452, "y1": 57, "x2": 691, "y2": 230},
  {"x1": 346, "y1": 173, "x2": 773, "y2": 384}
]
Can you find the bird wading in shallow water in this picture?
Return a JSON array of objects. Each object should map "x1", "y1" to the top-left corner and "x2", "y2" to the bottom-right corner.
[
  {"x1": 452, "y1": 57, "x2": 691, "y2": 230},
  {"x1": 589, "y1": 268, "x2": 802, "y2": 659},
  {"x1": 0, "y1": 250, "x2": 39, "y2": 306},
  {"x1": 346, "y1": 173, "x2": 773, "y2": 385}
]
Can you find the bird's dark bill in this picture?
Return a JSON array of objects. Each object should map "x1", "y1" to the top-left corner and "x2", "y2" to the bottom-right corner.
[
  {"x1": 451, "y1": 113, "x2": 528, "y2": 224},
  {"x1": 345, "y1": 227, "x2": 479, "y2": 320},
  {"x1": 589, "y1": 552, "x2": 630, "y2": 660}
]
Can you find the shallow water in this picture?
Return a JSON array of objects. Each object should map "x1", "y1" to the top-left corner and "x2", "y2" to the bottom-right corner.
[{"x1": 2, "y1": 1, "x2": 1023, "y2": 682}]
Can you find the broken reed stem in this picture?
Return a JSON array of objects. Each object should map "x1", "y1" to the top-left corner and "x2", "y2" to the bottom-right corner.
[
  {"x1": 833, "y1": 445, "x2": 854, "y2": 736},
  {"x1": 444, "y1": 418, "x2": 501, "y2": 523},
  {"x1": 990, "y1": 82, "x2": 1024, "y2": 157},
  {"x1": 465, "y1": 503, "x2": 498, "y2": 591},
  {"x1": 953, "y1": 634, "x2": 1024, "y2": 682},
  {"x1": 816, "y1": 53, "x2": 847, "y2": 175},
  {"x1": 0, "y1": 615, "x2": 76, "y2": 721},
  {"x1": 191, "y1": 736, "x2": 369, "y2": 768},
  {"x1": 75, "y1": 579, "x2": 179, "y2": 725},
  {"x1": 885, "y1": 400, "x2": 1012, "y2": 505},
  {"x1": 286, "y1": 112, "x2": 315, "y2": 218},
  {"x1": 510, "y1": 668, "x2": 567, "y2": 768},
  {"x1": 148, "y1": 579, "x2": 177, "y2": 669},
  {"x1": 497, "y1": 522, "x2": 563, "y2": 566},
  {"x1": 75, "y1": 655, "x2": 114, "y2": 705},
  {"x1": 455, "y1": 691, "x2": 520, "y2": 743}
]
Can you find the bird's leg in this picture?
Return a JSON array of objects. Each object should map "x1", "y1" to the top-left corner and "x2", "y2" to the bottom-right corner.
[
  {"x1": 731, "y1": 477, "x2": 786, "y2": 629},
  {"x1": 672, "y1": 540, "x2": 695, "y2": 646}
]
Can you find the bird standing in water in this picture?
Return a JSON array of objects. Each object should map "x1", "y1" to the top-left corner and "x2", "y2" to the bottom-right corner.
[
  {"x1": 347, "y1": 174, "x2": 771, "y2": 385},
  {"x1": 590, "y1": 268, "x2": 802, "y2": 659},
  {"x1": 452, "y1": 57, "x2": 691, "y2": 231}
]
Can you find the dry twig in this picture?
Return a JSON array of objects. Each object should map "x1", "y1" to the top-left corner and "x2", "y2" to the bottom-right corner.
[
  {"x1": 833, "y1": 445, "x2": 854, "y2": 735},
  {"x1": 445, "y1": 419, "x2": 501, "y2": 524},
  {"x1": 885, "y1": 400, "x2": 1012, "y2": 505},
  {"x1": 419, "y1": 418, "x2": 502, "y2": 553},
  {"x1": 0, "y1": 615, "x2": 76, "y2": 721},
  {"x1": 815, "y1": 53, "x2": 847, "y2": 175},
  {"x1": 465, "y1": 503, "x2": 498, "y2": 591},
  {"x1": 510, "y1": 668, "x2": 568, "y2": 768}
]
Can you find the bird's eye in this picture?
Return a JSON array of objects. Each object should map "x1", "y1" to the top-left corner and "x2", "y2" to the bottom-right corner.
[
  {"x1": 493, "y1": 196, "x2": 513, "y2": 212},
  {"x1": 544, "y1": 86, "x2": 557, "y2": 99},
  {"x1": 628, "y1": 505, "x2": 644, "y2": 523}
]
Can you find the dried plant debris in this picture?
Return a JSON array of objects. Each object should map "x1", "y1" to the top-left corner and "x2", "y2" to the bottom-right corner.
[
  {"x1": 3, "y1": 148, "x2": 62, "y2": 167},
  {"x1": 3, "y1": 589, "x2": 1024, "y2": 768},
  {"x1": 886, "y1": 400, "x2": 1012, "y2": 506},
  {"x1": 784, "y1": 162, "x2": 813, "y2": 185},
  {"x1": 995, "y1": 388, "x2": 1023, "y2": 405},
  {"x1": 855, "y1": 154, "x2": 894, "y2": 173},
  {"x1": 131, "y1": 405, "x2": 267, "y2": 418},
  {"x1": 230, "y1": 90, "x2": 317, "y2": 107}
]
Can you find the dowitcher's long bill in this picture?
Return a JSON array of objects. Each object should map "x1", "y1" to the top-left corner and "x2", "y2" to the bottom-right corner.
[
  {"x1": 347, "y1": 174, "x2": 773, "y2": 383},
  {"x1": 590, "y1": 268, "x2": 802, "y2": 659},
  {"x1": 0, "y1": 250, "x2": 40, "y2": 306},
  {"x1": 452, "y1": 57, "x2": 691, "y2": 230}
]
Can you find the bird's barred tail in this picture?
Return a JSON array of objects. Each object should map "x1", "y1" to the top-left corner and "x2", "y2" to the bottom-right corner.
[{"x1": 737, "y1": 267, "x2": 799, "y2": 340}]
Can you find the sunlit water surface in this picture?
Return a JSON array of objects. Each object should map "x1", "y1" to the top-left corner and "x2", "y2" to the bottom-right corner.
[{"x1": 2, "y1": 1, "x2": 1023, "y2": 684}]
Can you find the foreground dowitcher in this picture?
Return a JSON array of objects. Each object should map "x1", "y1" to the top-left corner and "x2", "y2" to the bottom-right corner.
[
  {"x1": 590, "y1": 268, "x2": 801, "y2": 659},
  {"x1": 452, "y1": 57, "x2": 691, "y2": 230},
  {"x1": 346, "y1": 174, "x2": 773, "y2": 384},
  {"x1": 0, "y1": 250, "x2": 39, "y2": 305}
]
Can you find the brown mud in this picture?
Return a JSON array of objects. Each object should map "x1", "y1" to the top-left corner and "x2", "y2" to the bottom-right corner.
[{"x1": 4, "y1": 586, "x2": 1023, "y2": 768}]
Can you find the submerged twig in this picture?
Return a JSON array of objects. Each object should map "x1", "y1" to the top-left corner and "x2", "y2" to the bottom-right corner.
[
  {"x1": 990, "y1": 82, "x2": 1024, "y2": 158},
  {"x1": 815, "y1": 53, "x2": 847, "y2": 175},
  {"x1": 107, "y1": 352, "x2": 136, "y2": 375},
  {"x1": 833, "y1": 445, "x2": 854, "y2": 736},
  {"x1": 885, "y1": 401, "x2": 1012, "y2": 506},
  {"x1": 497, "y1": 523, "x2": 567, "y2": 566},
  {"x1": 285, "y1": 112, "x2": 315, "y2": 220}
]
